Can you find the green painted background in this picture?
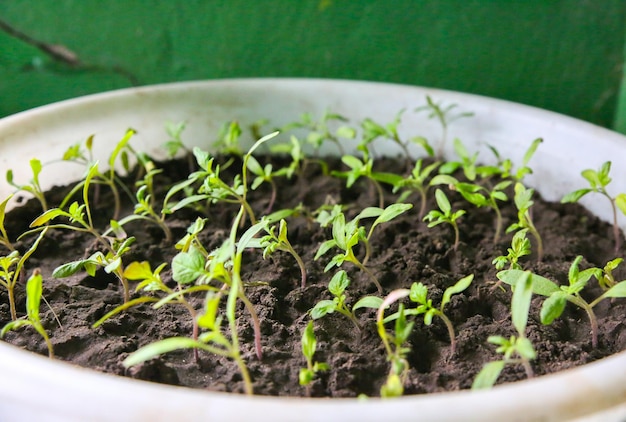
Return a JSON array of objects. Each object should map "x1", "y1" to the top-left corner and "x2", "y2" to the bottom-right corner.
[{"x1": 2, "y1": 1, "x2": 626, "y2": 131}]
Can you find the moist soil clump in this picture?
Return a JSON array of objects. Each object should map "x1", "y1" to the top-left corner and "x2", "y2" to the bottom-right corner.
[{"x1": 1, "y1": 154, "x2": 625, "y2": 397}]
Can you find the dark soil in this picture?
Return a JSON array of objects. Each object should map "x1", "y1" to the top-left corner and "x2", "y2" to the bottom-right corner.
[{"x1": 2, "y1": 153, "x2": 626, "y2": 397}]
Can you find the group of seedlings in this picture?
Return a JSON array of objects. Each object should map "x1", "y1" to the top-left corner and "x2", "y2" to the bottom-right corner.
[{"x1": 1, "y1": 97, "x2": 626, "y2": 398}]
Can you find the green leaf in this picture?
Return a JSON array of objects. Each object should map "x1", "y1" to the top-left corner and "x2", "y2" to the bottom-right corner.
[
  {"x1": 497, "y1": 269, "x2": 559, "y2": 297},
  {"x1": 123, "y1": 337, "x2": 209, "y2": 368},
  {"x1": 441, "y1": 274, "x2": 474, "y2": 310},
  {"x1": 301, "y1": 321, "x2": 317, "y2": 360},
  {"x1": 511, "y1": 271, "x2": 533, "y2": 334},
  {"x1": 341, "y1": 155, "x2": 363, "y2": 170},
  {"x1": 472, "y1": 361, "x2": 505, "y2": 390},
  {"x1": 409, "y1": 282, "x2": 428, "y2": 305},
  {"x1": 434, "y1": 188, "x2": 451, "y2": 214},
  {"x1": 25, "y1": 272, "x2": 43, "y2": 323},
  {"x1": 352, "y1": 295, "x2": 384, "y2": 311},
  {"x1": 171, "y1": 249, "x2": 206, "y2": 284},
  {"x1": 123, "y1": 261, "x2": 153, "y2": 281},
  {"x1": 561, "y1": 189, "x2": 592, "y2": 203},
  {"x1": 328, "y1": 270, "x2": 350, "y2": 296},
  {"x1": 52, "y1": 259, "x2": 94, "y2": 278},
  {"x1": 373, "y1": 203, "x2": 412, "y2": 226},
  {"x1": 310, "y1": 300, "x2": 337, "y2": 319},
  {"x1": 540, "y1": 292, "x2": 568, "y2": 325},
  {"x1": 30, "y1": 208, "x2": 68, "y2": 227},
  {"x1": 1, "y1": 320, "x2": 32, "y2": 338},
  {"x1": 602, "y1": 280, "x2": 626, "y2": 298},
  {"x1": 516, "y1": 337, "x2": 536, "y2": 360}
]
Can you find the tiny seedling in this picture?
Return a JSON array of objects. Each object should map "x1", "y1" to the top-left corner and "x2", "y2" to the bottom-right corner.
[
  {"x1": 415, "y1": 96, "x2": 473, "y2": 159},
  {"x1": 360, "y1": 110, "x2": 415, "y2": 164},
  {"x1": 310, "y1": 270, "x2": 384, "y2": 329},
  {"x1": 376, "y1": 289, "x2": 413, "y2": 398},
  {"x1": 281, "y1": 110, "x2": 356, "y2": 156},
  {"x1": 433, "y1": 175, "x2": 511, "y2": 243},
  {"x1": 1, "y1": 270, "x2": 54, "y2": 358},
  {"x1": 393, "y1": 159, "x2": 441, "y2": 219},
  {"x1": 0, "y1": 228, "x2": 47, "y2": 321},
  {"x1": 507, "y1": 182, "x2": 543, "y2": 262},
  {"x1": 315, "y1": 203, "x2": 413, "y2": 293},
  {"x1": 498, "y1": 256, "x2": 626, "y2": 348},
  {"x1": 6, "y1": 158, "x2": 48, "y2": 213},
  {"x1": 487, "y1": 138, "x2": 543, "y2": 183},
  {"x1": 299, "y1": 321, "x2": 329, "y2": 387},
  {"x1": 472, "y1": 270, "x2": 536, "y2": 389},
  {"x1": 332, "y1": 149, "x2": 403, "y2": 208},
  {"x1": 561, "y1": 161, "x2": 626, "y2": 253},
  {"x1": 492, "y1": 228, "x2": 532, "y2": 271},
  {"x1": 0, "y1": 195, "x2": 16, "y2": 251},
  {"x1": 60, "y1": 130, "x2": 137, "y2": 220},
  {"x1": 423, "y1": 188, "x2": 466, "y2": 251},
  {"x1": 241, "y1": 218, "x2": 307, "y2": 288},
  {"x1": 384, "y1": 275, "x2": 474, "y2": 355}
]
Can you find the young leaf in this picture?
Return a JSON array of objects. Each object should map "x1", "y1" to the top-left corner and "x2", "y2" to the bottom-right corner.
[
  {"x1": 472, "y1": 361, "x2": 506, "y2": 390},
  {"x1": 441, "y1": 274, "x2": 474, "y2": 309}
]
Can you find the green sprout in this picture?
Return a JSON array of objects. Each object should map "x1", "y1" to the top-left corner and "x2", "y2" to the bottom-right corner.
[
  {"x1": 432, "y1": 174, "x2": 511, "y2": 243},
  {"x1": 393, "y1": 159, "x2": 441, "y2": 219},
  {"x1": 472, "y1": 270, "x2": 536, "y2": 389},
  {"x1": 332, "y1": 149, "x2": 403, "y2": 209},
  {"x1": 0, "y1": 229, "x2": 47, "y2": 321},
  {"x1": 360, "y1": 110, "x2": 415, "y2": 164},
  {"x1": 498, "y1": 256, "x2": 626, "y2": 348},
  {"x1": 282, "y1": 110, "x2": 356, "y2": 155},
  {"x1": 384, "y1": 275, "x2": 474, "y2": 355},
  {"x1": 423, "y1": 188, "x2": 466, "y2": 251},
  {"x1": 1, "y1": 269, "x2": 54, "y2": 358},
  {"x1": 299, "y1": 321, "x2": 329, "y2": 387},
  {"x1": 213, "y1": 120, "x2": 245, "y2": 157},
  {"x1": 561, "y1": 161, "x2": 626, "y2": 253},
  {"x1": 492, "y1": 228, "x2": 532, "y2": 271},
  {"x1": 0, "y1": 195, "x2": 16, "y2": 251},
  {"x1": 315, "y1": 203, "x2": 413, "y2": 293},
  {"x1": 415, "y1": 96, "x2": 473, "y2": 159},
  {"x1": 310, "y1": 270, "x2": 373, "y2": 330},
  {"x1": 376, "y1": 289, "x2": 413, "y2": 398},
  {"x1": 507, "y1": 182, "x2": 543, "y2": 262},
  {"x1": 598, "y1": 258, "x2": 623, "y2": 291},
  {"x1": 487, "y1": 138, "x2": 543, "y2": 183},
  {"x1": 6, "y1": 158, "x2": 48, "y2": 213},
  {"x1": 241, "y1": 218, "x2": 307, "y2": 288},
  {"x1": 60, "y1": 130, "x2": 137, "y2": 220},
  {"x1": 246, "y1": 154, "x2": 281, "y2": 213}
]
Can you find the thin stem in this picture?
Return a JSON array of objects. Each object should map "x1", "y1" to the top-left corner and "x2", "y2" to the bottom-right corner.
[
  {"x1": 264, "y1": 179, "x2": 277, "y2": 214},
  {"x1": 238, "y1": 292, "x2": 263, "y2": 360},
  {"x1": 493, "y1": 204, "x2": 502, "y2": 244},
  {"x1": 608, "y1": 194, "x2": 622, "y2": 253},
  {"x1": 452, "y1": 222, "x2": 460, "y2": 251},
  {"x1": 418, "y1": 190, "x2": 427, "y2": 220},
  {"x1": 353, "y1": 259, "x2": 383, "y2": 294},
  {"x1": 439, "y1": 313, "x2": 457, "y2": 355},
  {"x1": 8, "y1": 287, "x2": 17, "y2": 321},
  {"x1": 521, "y1": 357, "x2": 534, "y2": 379}
]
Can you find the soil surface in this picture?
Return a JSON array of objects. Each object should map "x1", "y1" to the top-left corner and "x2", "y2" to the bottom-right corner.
[{"x1": 2, "y1": 154, "x2": 626, "y2": 397}]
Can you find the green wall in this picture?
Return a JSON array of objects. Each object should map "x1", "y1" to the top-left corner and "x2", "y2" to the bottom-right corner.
[{"x1": 1, "y1": 1, "x2": 625, "y2": 130}]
